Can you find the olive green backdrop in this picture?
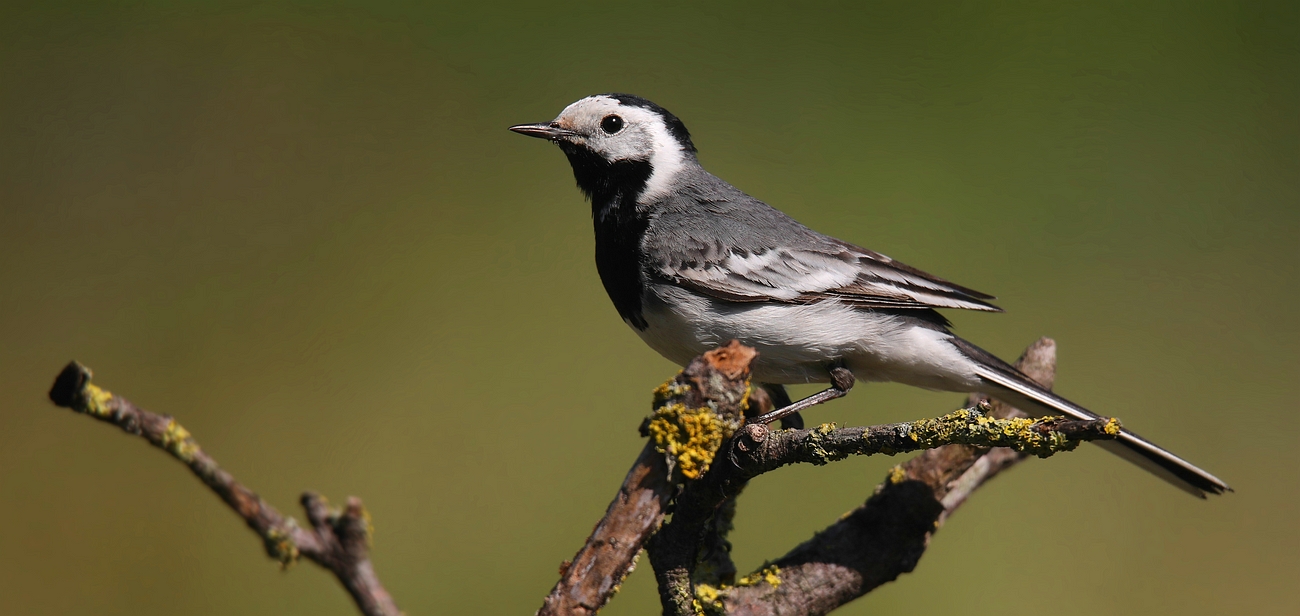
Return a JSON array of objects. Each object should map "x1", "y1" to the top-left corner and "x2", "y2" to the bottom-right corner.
[{"x1": 1, "y1": 2, "x2": 1296, "y2": 614}]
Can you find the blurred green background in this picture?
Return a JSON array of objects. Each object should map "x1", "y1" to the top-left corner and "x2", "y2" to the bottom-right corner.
[{"x1": 1, "y1": 2, "x2": 1296, "y2": 614}]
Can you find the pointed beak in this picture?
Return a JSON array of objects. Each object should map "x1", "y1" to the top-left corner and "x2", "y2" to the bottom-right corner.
[{"x1": 509, "y1": 122, "x2": 577, "y2": 141}]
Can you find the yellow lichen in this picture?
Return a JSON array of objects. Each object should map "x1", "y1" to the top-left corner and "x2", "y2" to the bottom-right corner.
[
  {"x1": 736, "y1": 564, "x2": 781, "y2": 588},
  {"x1": 764, "y1": 568, "x2": 781, "y2": 587},
  {"x1": 652, "y1": 377, "x2": 692, "y2": 408},
  {"x1": 694, "y1": 583, "x2": 724, "y2": 615},
  {"x1": 896, "y1": 407, "x2": 1096, "y2": 458},
  {"x1": 645, "y1": 403, "x2": 731, "y2": 479},
  {"x1": 159, "y1": 419, "x2": 200, "y2": 463},
  {"x1": 693, "y1": 564, "x2": 780, "y2": 615},
  {"x1": 82, "y1": 383, "x2": 114, "y2": 417},
  {"x1": 804, "y1": 423, "x2": 840, "y2": 465},
  {"x1": 887, "y1": 464, "x2": 907, "y2": 484},
  {"x1": 1104, "y1": 418, "x2": 1122, "y2": 436},
  {"x1": 646, "y1": 371, "x2": 752, "y2": 480},
  {"x1": 264, "y1": 525, "x2": 300, "y2": 568}
]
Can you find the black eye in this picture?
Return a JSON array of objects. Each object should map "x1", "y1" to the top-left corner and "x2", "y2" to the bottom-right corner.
[{"x1": 601, "y1": 114, "x2": 625, "y2": 134}]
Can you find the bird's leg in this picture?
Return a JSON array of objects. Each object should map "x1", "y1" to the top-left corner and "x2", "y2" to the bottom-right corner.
[
  {"x1": 749, "y1": 366, "x2": 855, "y2": 426},
  {"x1": 759, "y1": 383, "x2": 804, "y2": 430}
]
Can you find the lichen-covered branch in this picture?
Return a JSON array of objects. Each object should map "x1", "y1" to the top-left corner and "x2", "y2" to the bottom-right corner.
[
  {"x1": 720, "y1": 337, "x2": 1064, "y2": 616},
  {"x1": 46, "y1": 362, "x2": 400, "y2": 616},
  {"x1": 647, "y1": 350, "x2": 1117, "y2": 616},
  {"x1": 535, "y1": 341, "x2": 761, "y2": 616},
  {"x1": 722, "y1": 407, "x2": 1117, "y2": 475},
  {"x1": 45, "y1": 332, "x2": 1079, "y2": 616}
]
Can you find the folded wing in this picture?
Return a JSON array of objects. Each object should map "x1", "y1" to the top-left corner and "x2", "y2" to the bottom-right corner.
[{"x1": 657, "y1": 240, "x2": 1002, "y2": 312}]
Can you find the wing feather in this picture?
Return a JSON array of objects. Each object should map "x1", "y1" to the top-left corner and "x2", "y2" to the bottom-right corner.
[{"x1": 657, "y1": 242, "x2": 1002, "y2": 312}]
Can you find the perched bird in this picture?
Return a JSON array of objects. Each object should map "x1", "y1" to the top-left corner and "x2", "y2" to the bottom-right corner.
[{"x1": 510, "y1": 93, "x2": 1229, "y2": 498}]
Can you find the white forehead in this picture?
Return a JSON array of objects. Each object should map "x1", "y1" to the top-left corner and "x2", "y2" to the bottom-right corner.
[{"x1": 555, "y1": 95, "x2": 663, "y2": 127}]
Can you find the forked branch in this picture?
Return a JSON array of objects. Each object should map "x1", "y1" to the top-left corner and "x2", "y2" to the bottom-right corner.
[
  {"x1": 536, "y1": 337, "x2": 1100, "y2": 616},
  {"x1": 45, "y1": 337, "x2": 1085, "y2": 616},
  {"x1": 46, "y1": 362, "x2": 400, "y2": 616}
]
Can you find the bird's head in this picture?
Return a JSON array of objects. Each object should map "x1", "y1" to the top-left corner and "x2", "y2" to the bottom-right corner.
[{"x1": 511, "y1": 94, "x2": 696, "y2": 202}]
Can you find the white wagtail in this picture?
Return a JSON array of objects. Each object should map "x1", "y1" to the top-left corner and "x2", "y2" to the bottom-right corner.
[{"x1": 511, "y1": 93, "x2": 1229, "y2": 498}]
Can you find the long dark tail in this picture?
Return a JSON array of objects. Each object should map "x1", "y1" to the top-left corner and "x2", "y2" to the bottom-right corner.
[{"x1": 950, "y1": 338, "x2": 1231, "y2": 498}]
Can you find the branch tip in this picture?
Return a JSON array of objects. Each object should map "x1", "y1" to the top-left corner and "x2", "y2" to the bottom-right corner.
[
  {"x1": 45, "y1": 362, "x2": 400, "y2": 616},
  {"x1": 49, "y1": 361, "x2": 91, "y2": 408}
]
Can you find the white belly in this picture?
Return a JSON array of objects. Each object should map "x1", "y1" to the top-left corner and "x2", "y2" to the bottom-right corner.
[{"x1": 634, "y1": 283, "x2": 981, "y2": 390}]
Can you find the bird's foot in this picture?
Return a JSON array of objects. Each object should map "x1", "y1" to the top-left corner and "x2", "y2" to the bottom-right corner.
[
  {"x1": 749, "y1": 365, "x2": 854, "y2": 426},
  {"x1": 759, "y1": 383, "x2": 804, "y2": 430}
]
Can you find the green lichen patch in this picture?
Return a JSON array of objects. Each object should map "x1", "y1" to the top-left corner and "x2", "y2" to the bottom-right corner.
[
  {"x1": 264, "y1": 524, "x2": 300, "y2": 568},
  {"x1": 804, "y1": 422, "x2": 841, "y2": 465},
  {"x1": 903, "y1": 408, "x2": 1109, "y2": 458}
]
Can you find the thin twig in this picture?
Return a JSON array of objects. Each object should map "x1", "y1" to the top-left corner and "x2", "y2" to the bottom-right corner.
[{"x1": 47, "y1": 362, "x2": 401, "y2": 616}]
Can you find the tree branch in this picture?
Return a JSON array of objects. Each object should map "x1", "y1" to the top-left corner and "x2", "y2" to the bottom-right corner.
[
  {"x1": 719, "y1": 337, "x2": 1064, "y2": 615},
  {"x1": 650, "y1": 342, "x2": 1114, "y2": 616},
  {"x1": 535, "y1": 341, "x2": 759, "y2": 616},
  {"x1": 46, "y1": 361, "x2": 401, "y2": 616},
  {"x1": 44, "y1": 335, "x2": 1079, "y2": 616}
]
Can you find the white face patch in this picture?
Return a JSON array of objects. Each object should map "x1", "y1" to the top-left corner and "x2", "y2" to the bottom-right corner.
[{"x1": 552, "y1": 95, "x2": 689, "y2": 202}]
